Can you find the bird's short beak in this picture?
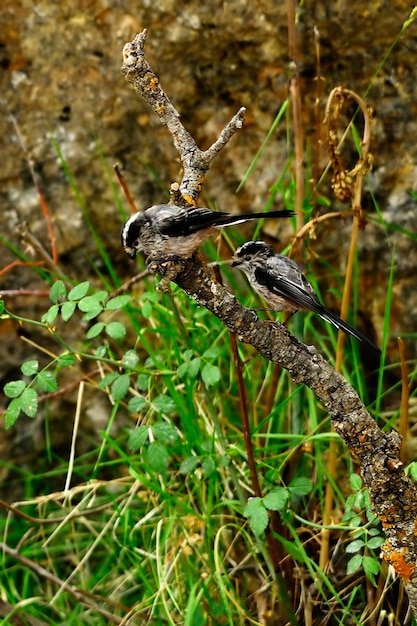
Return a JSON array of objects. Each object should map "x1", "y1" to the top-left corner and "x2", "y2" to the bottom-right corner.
[{"x1": 231, "y1": 259, "x2": 239, "y2": 267}]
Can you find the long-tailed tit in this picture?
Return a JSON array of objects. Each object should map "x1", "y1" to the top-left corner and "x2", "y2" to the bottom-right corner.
[
  {"x1": 121, "y1": 204, "x2": 294, "y2": 259},
  {"x1": 231, "y1": 241, "x2": 380, "y2": 353}
]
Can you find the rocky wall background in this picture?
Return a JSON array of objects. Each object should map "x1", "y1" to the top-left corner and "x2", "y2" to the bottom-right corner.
[{"x1": 1, "y1": 0, "x2": 416, "y2": 392}]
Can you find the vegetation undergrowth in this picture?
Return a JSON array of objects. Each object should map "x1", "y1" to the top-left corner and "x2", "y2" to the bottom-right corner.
[{"x1": 1, "y1": 9, "x2": 417, "y2": 626}]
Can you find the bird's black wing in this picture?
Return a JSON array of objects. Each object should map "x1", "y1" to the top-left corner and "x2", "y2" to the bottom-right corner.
[
  {"x1": 256, "y1": 263, "x2": 381, "y2": 354},
  {"x1": 155, "y1": 206, "x2": 230, "y2": 236},
  {"x1": 254, "y1": 262, "x2": 325, "y2": 314}
]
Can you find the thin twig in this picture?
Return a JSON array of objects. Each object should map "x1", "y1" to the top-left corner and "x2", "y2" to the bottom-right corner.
[{"x1": 121, "y1": 30, "x2": 246, "y2": 206}]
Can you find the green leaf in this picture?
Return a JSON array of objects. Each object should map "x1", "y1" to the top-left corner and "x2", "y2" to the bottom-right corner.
[
  {"x1": 188, "y1": 358, "x2": 201, "y2": 378},
  {"x1": 152, "y1": 421, "x2": 180, "y2": 444},
  {"x1": 106, "y1": 322, "x2": 126, "y2": 340},
  {"x1": 57, "y1": 353, "x2": 76, "y2": 368},
  {"x1": 21, "y1": 360, "x2": 39, "y2": 376},
  {"x1": 50, "y1": 280, "x2": 67, "y2": 303},
  {"x1": 201, "y1": 363, "x2": 220, "y2": 387},
  {"x1": 202, "y1": 456, "x2": 216, "y2": 477},
  {"x1": 346, "y1": 554, "x2": 363, "y2": 575},
  {"x1": 147, "y1": 441, "x2": 169, "y2": 474},
  {"x1": 78, "y1": 292, "x2": 107, "y2": 312},
  {"x1": 20, "y1": 388, "x2": 39, "y2": 418},
  {"x1": 111, "y1": 374, "x2": 130, "y2": 401},
  {"x1": 86, "y1": 322, "x2": 105, "y2": 339},
  {"x1": 68, "y1": 281, "x2": 90, "y2": 301},
  {"x1": 37, "y1": 371, "x2": 58, "y2": 393},
  {"x1": 152, "y1": 395, "x2": 177, "y2": 414},
  {"x1": 4, "y1": 380, "x2": 26, "y2": 399},
  {"x1": 122, "y1": 350, "x2": 140, "y2": 369},
  {"x1": 345, "y1": 539, "x2": 365, "y2": 553},
  {"x1": 349, "y1": 473, "x2": 363, "y2": 491},
  {"x1": 243, "y1": 498, "x2": 269, "y2": 536},
  {"x1": 277, "y1": 536, "x2": 306, "y2": 562},
  {"x1": 42, "y1": 304, "x2": 59, "y2": 325},
  {"x1": 202, "y1": 346, "x2": 222, "y2": 359},
  {"x1": 0, "y1": 300, "x2": 4, "y2": 315},
  {"x1": 263, "y1": 487, "x2": 289, "y2": 512},
  {"x1": 128, "y1": 426, "x2": 149, "y2": 450},
  {"x1": 98, "y1": 372, "x2": 120, "y2": 389},
  {"x1": 78, "y1": 298, "x2": 104, "y2": 320},
  {"x1": 5, "y1": 398, "x2": 22, "y2": 429},
  {"x1": 105, "y1": 295, "x2": 131, "y2": 309},
  {"x1": 180, "y1": 456, "x2": 200, "y2": 474},
  {"x1": 288, "y1": 477, "x2": 313, "y2": 497},
  {"x1": 137, "y1": 373, "x2": 150, "y2": 391},
  {"x1": 362, "y1": 555, "x2": 380, "y2": 577},
  {"x1": 128, "y1": 396, "x2": 147, "y2": 413},
  {"x1": 61, "y1": 300, "x2": 77, "y2": 322},
  {"x1": 141, "y1": 300, "x2": 153, "y2": 319},
  {"x1": 367, "y1": 536, "x2": 385, "y2": 550}
]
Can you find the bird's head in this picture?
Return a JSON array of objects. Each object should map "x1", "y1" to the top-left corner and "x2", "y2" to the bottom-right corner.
[
  {"x1": 231, "y1": 241, "x2": 274, "y2": 270},
  {"x1": 121, "y1": 213, "x2": 145, "y2": 259}
]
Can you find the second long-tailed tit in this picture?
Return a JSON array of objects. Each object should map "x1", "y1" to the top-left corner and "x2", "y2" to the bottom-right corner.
[{"x1": 231, "y1": 241, "x2": 380, "y2": 354}]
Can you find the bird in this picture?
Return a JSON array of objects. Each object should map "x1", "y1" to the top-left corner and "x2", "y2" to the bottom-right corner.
[
  {"x1": 121, "y1": 204, "x2": 294, "y2": 259},
  {"x1": 231, "y1": 240, "x2": 381, "y2": 354}
]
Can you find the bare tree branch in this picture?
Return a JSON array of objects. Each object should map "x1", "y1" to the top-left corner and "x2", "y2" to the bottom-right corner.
[
  {"x1": 121, "y1": 30, "x2": 417, "y2": 616},
  {"x1": 121, "y1": 30, "x2": 246, "y2": 206}
]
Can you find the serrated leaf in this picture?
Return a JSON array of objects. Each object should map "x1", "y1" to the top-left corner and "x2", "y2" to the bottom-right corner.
[
  {"x1": 50, "y1": 280, "x2": 67, "y2": 303},
  {"x1": 202, "y1": 456, "x2": 216, "y2": 477},
  {"x1": 201, "y1": 363, "x2": 220, "y2": 387},
  {"x1": 288, "y1": 477, "x2": 312, "y2": 497},
  {"x1": 86, "y1": 322, "x2": 105, "y2": 339},
  {"x1": 147, "y1": 441, "x2": 169, "y2": 474},
  {"x1": 5, "y1": 398, "x2": 22, "y2": 429},
  {"x1": 346, "y1": 554, "x2": 363, "y2": 575},
  {"x1": 122, "y1": 350, "x2": 140, "y2": 369},
  {"x1": 98, "y1": 372, "x2": 120, "y2": 389},
  {"x1": 105, "y1": 295, "x2": 131, "y2": 310},
  {"x1": 37, "y1": 371, "x2": 58, "y2": 393},
  {"x1": 20, "y1": 388, "x2": 38, "y2": 417},
  {"x1": 42, "y1": 304, "x2": 59, "y2": 325},
  {"x1": 244, "y1": 498, "x2": 269, "y2": 536},
  {"x1": 61, "y1": 300, "x2": 77, "y2": 322},
  {"x1": 128, "y1": 426, "x2": 149, "y2": 450},
  {"x1": 21, "y1": 360, "x2": 39, "y2": 376},
  {"x1": 57, "y1": 353, "x2": 76, "y2": 368},
  {"x1": 349, "y1": 473, "x2": 363, "y2": 491},
  {"x1": 106, "y1": 322, "x2": 126, "y2": 340},
  {"x1": 243, "y1": 497, "x2": 263, "y2": 517},
  {"x1": 137, "y1": 373, "x2": 150, "y2": 391},
  {"x1": 152, "y1": 421, "x2": 179, "y2": 444},
  {"x1": 128, "y1": 396, "x2": 147, "y2": 413},
  {"x1": 152, "y1": 395, "x2": 176, "y2": 414},
  {"x1": 367, "y1": 536, "x2": 385, "y2": 550},
  {"x1": 202, "y1": 346, "x2": 222, "y2": 359},
  {"x1": 362, "y1": 555, "x2": 380, "y2": 577},
  {"x1": 110, "y1": 374, "x2": 130, "y2": 401},
  {"x1": 4, "y1": 380, "x2": 26, "y2": 398},
  {"x1": 78, "y1": 297, "x2": 104, "y2": 319},
  {"x1": 345, "y1": 539, "x2": 365, "y2": 553},
  {"x1": 263, "y1": 487, "x2": 289, "y2": 512},
  {"x1": 78, "y1": 291, "x2": 107, "y2": 310},
  {"x1": 180, "y1": 456, "x2": 200, "y2": 474},
  {"x1": 68, "y1": 281, "x2": 90, "y2": 301}
]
